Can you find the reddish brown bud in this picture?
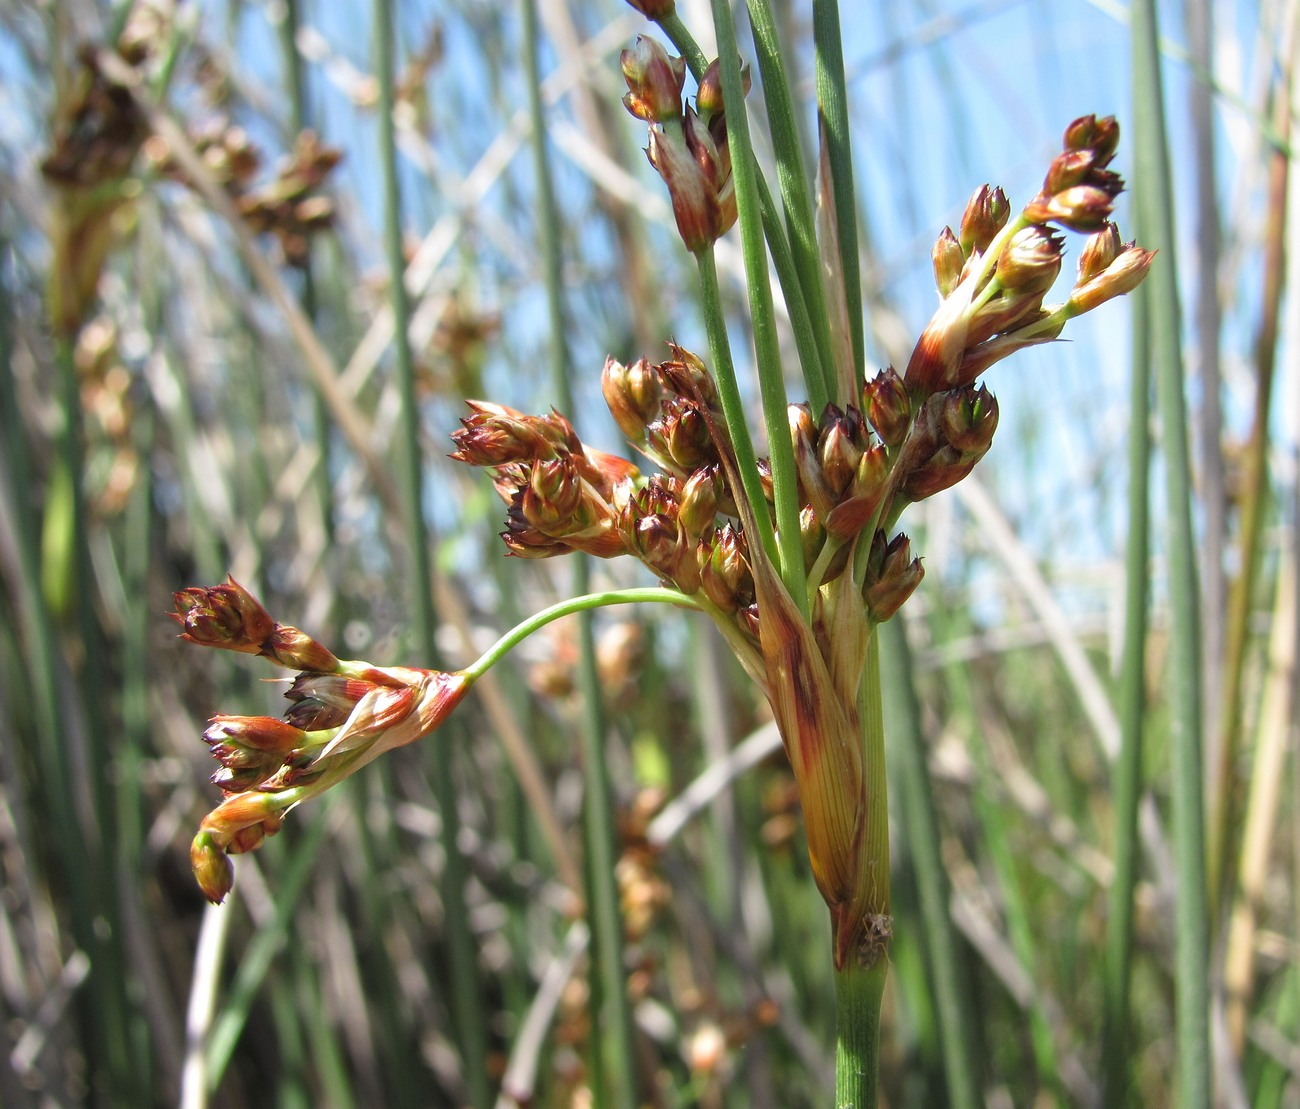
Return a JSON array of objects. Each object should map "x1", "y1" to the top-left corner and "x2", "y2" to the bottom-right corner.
[
  {"x1": 818, "y1": 406, "x2": 866, "y2": 497},
  {"x1": 523, "y1": 456, "x2": 584, "y2": 532},
  {"x1": 1024, "y1": 185, "x2": 1116, "y2": 232},
  {"x1": 1063, "y1": 114, "x2": 1120, "y2": 165},
  {"x1": 824, "y1": 444, "x2": 888, "y2": 540},
  {"x1": 695, "y1": 57, "x2": 749, "y2": 124},
  {"x1": 862, "y1": 367, "x2": 910, "y2": 447},
  {"x1": 932, "y1": 226, "x2": 964, "y2": 296},
  {"x1": 659, "y1": 347, "x2": 719, "y2": 408},
  {"x1": 205, "y1": 715, "x2": 304, "y2": 757},
  {"x1": 285, "y1": 674, "x2": 376, "y2": 730},
  {"x1": 1077, "y1": 222, "x2": 1122, "y2": 284},
  {"x1": 1070, "y1": 243, "x2": 1156, "y2": 312},
  {"x1": 938, "y1": 385, "x2": 999, "y2": 455},
  {"x1": 698, "y1": 524, "x2": 753, "y2": 613},
  {"x1": 624, "y1": 0, "x2": 676, "y2": 18},
  {"x1": 995, "y1": 226, "x2": 1064, "y2": 295},
  {"x1": 265, "y1": 624, "x2": 340, "y2": 672},
  {"x1": 191, "y1": 831, "x2": 234, "y2": 904},
  {"x1": 863, "y1": 531, "x2": 924, "y2": 623},
  {"x1": 959, "y1": 184, "x2": 1010, "y2": 255},
  {"x1": 603, "y1": 357, "x2": 663, "y2": 443},
  {"x1": 647, "y1": 396, "x2": 717, "y2": 475},
  {"x1": 679, "y1": 466, "x2": 721, "y2": 540},
  {"x1": 642, "y1": 100, "x2": 737, "y2": 253},
  {"x1": 171, "y1": 577, "x2": 275, "y2": 654},
  {"x1": 1043, "y1": 148, "x2": 1097, "y2": 195},
  {"x1": 450, "y1": 401, "x2": 575, "y2": 467},
  {"x1": 621, "y1": 37, "x2": 685, "y2": 124}
]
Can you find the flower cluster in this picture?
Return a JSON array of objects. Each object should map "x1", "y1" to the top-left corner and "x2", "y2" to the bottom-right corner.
[
  {"x1": 906, "y1": 115, "x2": 1155, "y2": 396},
  {"x1": 173, "y1": 578, "x2": 470, "y2": 902},
  {"x1": 620, "y1": 39, "x2": 745, "y2": 253},
  {"x1": 452, "y1": 114, "x2": 1152, "y2": 964}
]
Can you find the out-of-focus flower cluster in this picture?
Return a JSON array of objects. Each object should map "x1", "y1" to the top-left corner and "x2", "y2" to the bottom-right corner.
[
  {"x1": 172, "y1": 578, "x2": 470, "y2": 903},
  {"x1": 146, "y1": 123, "x2": 343, "y2": 267}
]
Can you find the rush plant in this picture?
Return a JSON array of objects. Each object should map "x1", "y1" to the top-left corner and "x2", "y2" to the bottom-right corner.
[{"x1": 172, "y1": 2, "x2": 1151, "y2": 1103}]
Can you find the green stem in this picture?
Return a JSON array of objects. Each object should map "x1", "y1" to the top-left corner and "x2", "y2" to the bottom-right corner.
[
  {"x1": 694, "y1": 249, "x2": 778, "y2": 556},
  {"x1": 658, "y1": 14, "x2": 831, "y2": 414},
  {"x1": 376, "y1": 3, "x2": 488, "y2": 1102},
  {"x1": 744, "y1": 0, "x2": 837, "y2": 405},
  {"x1": 1101, "y1": 257, "x2": 1151, "y2": 1107},
  {"x1": 522, "y1": 3, "x2": 640, "y2": 1099},
  {"x1": 466, "y1": 588, "x2": 699, "y2": 681},
  {"x1": 880, "y1": 617, "x2": 982, "y2": 1109},
  {"x1": 704, "y1": 0, "x2": 808, "y2": 616},
  {"x1": 834, "y1": 960, "x2": 887, "y2": 1109},
  {"x1": 1131, "y1": 1, "x2": 1209, "y2": 1103},
  {"x1": 813, "y1": 0, "x2": 863, "y2": 381}
]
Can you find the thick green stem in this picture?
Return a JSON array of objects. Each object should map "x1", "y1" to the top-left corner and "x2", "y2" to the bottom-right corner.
[
  {"x1": 744, "y1": 0, "x2": 837, "y2": 405},
  {"x1": 704, "y1": 0, "x2": 808, "y2": 617},
  {"x1": 657, "y1": 15, "x2": 830, "y2": 413},
  {"x1": 813, "y1": 0, "x2": 862, "y2": 381},
  {"x1": 834, "y1": 960, "x2": 887, "y2": 1109}
]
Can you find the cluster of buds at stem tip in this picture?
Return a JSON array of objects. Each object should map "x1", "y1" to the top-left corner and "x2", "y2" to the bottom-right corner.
[
  {"x1": 173, "y1": 578, "x2": 472, "y2": 903},
  {"x1": 621, "y1": 38, "x2": 748, "y2": 254},
  {"x1": 906, "y1": 114, "x2": 1155, "y2": 400}
]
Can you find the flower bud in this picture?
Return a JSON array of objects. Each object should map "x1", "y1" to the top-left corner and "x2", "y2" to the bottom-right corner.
[
  {"x1": 932, "y1": 226, "x2": 964, "y2": 296},
  {"x1": 624, "y1": 0, "x2": 675, "y2": 18},
  {"x1": 695, "y1": 57, "x2": 749, "y2": 125},
  {"x1": 659, "y1": 347, "x2": 719, "y2": 408},
  {"x1": 938, "y1": 385, "x2": 999, "y2": 455},
  {"x1": 1043, "y1": 148, "x2": 1096, "y2": 195},
  {"x1": 1070, "y1": 243, "x2": 1156, "y2": 313},
  {"x1": 679, "y1": 466, "x2": 721, "y2": 540},
  {"x1": 996, "y1": 225, "x2": 1064, "y2": 295},
  {"x1": 191, "y1": 831, "x2": 235, "y2": 904},
  {"x1": 621, "y1": 37, "x2": 685, "y2": 124},
  {"x1": 647, "y1": 396, "x2": 716, "y2": 475},
  {"x1": 1063, "y1": 113, "x2": 1120, "y2": 165},
  {"x1": 1024, "y1": 185, "x2": 1116, "y2": 232},
  {"x1": 862, "y1": 367, "x2": 910, "y2": 447},
  {"x1": 602, "y1": 357, "x2": 663, "y2": 443},
  {"x1": 1077, "y1": 222, "x2": 1122, "y2": 284},
  {"x1": 698, "y1": 524, "x2": 753, "y2": 612},
  {"x1": 171, "y1": 577, "x2": 275, "y2": 654},
  {"x1": 284, "y1": 673, "x2": 374, "y2": 730},
  {"x1": 450, "y1": 401, "x2": 571, "y2": 467},
  {"x1": 958, "y1": 184, "x2": 1009, "y2": 255},
  {"x1": 523, "y1": 456, "x2": 584, "y2": 533},
  {"x1": 818, "y1": 406, "x2": 865, "y2": 497},
  {"x1": 824, "y1": 444, "x2": 888, "y2": 540},
  {"x1": 862, "y1": 531, "x2": 924, "y2": 623},
  {"x1": 265, "y1": 624, "x2": 340, "y2": 672}
]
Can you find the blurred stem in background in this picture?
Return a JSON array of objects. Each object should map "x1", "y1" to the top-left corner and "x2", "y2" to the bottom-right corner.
[
  {"x1": 1131, "y1": 0, "x2": 1209, "y2": 1103},
  {"x1": 376, "y1": 0, "x2": 490, "y2": 1101},
  {"x1": 522, "y1": 0, "x2": 638, "y2": 1101}
]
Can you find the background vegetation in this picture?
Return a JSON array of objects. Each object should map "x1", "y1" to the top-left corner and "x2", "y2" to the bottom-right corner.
[{"x1": 0, "y1": 0, "x2": 1294, "y2": 1105}]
